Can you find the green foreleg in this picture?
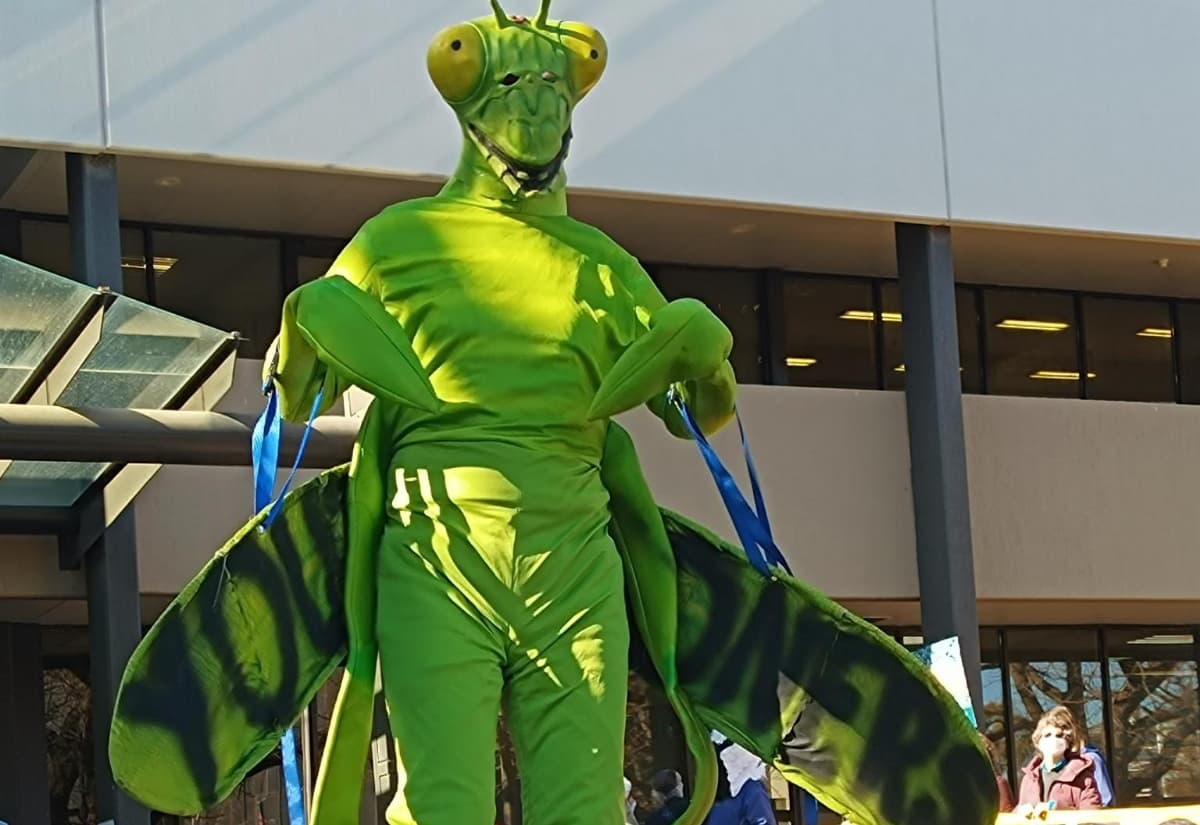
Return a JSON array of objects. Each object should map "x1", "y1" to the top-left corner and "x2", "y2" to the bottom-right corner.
[
  {"x1": 600, "y1": 422, "x2": 718, "y2": 825},
  {"x1": 310, "y1": 403, "x2": 390, "y2": 825},
  {"x1": 273, "y1": 277, "x2": 441, "y2": 421}
]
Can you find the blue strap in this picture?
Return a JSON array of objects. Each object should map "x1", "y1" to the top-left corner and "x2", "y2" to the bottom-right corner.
[
  {"x1": 281, "y1": 727, "x2": 306, "y2": 825},
  {"x1": 668, "y1": 388, "x2": 791, "y2": 578},
  {"x1": 250, "y1": 377, "x2": 322, "y2": 825},
  {"x1": 735, "y1": 410, "x2": 773, "y2": 542},
  {"x1": 251, "y1": 382, "x2": 324, "y2": 530},
  {"x1": 251, "y1": 385, "x2": 281, "y2": 517}
]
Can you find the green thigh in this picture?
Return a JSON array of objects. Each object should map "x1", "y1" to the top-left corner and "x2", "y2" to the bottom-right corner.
[{"x1": 376, "y1": 477, "x2": 629, "y2": 825}]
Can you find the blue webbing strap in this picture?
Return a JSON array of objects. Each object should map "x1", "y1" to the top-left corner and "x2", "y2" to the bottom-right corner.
[
  {"x1": 250, "y1": 374, "x2": 323, "y2": 825},
  {"x1": 281, "y1": 729, "x2": 306, "y2": 825},
  {"x1": 667, "y1": 387, "x2": 791, "y2": 578},
  {"x1": 252, "y1": 383, "x2": 324, "y2": 532}
]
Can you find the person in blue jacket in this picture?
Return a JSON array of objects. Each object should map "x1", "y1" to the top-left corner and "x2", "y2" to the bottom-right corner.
[{"x1": 705, "y1": 733, "x2": 778, "y2": 825}]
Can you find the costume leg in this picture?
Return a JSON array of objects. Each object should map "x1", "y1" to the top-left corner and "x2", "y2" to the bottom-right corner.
[
  {"x1": 503, "y1": 540, "x2": 630, "y2": 825},
  {"x1": 376, "y1": 523, "x2": 505, "y2": 825}
]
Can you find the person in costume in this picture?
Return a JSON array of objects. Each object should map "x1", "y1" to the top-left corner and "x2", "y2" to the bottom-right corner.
[
  {"x1": 109, "y1": 5, "x2": 1003, "y2": 825},
  {"x1": 271, "y1": 4, "x2": 736, "y2": 823}
]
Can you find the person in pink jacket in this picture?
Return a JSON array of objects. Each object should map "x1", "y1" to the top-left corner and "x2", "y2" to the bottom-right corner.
[{"x1": 1016, "y1": 706, "x2": 1103, "y2": 814}]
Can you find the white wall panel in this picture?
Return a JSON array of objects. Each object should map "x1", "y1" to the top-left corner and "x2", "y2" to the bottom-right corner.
[
  {"x1": 0, "y1": 1, "x2": 104, "y2": 148},
  {"x1": 938, "y1": 0, "x2": 1200, "y2": 239},
  {"x1": 102, "y1": 0, "x2": 948, "y2": 219},
  {"x1": 566, "y1": 0, "x2": 948, "y2": 219},
  {"x1": 964, "y1": 394, "x2": 1200, "y2": 601},
  {"x1": 103, "y1": 0, "x2": 456, "y2": 171}
]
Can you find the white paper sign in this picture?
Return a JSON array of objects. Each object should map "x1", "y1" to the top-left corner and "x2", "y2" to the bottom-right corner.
[{"x1": 913, "y1": 636, "x2": 977, "y2": 726}]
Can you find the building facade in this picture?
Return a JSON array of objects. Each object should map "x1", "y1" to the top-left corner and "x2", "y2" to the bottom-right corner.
[{"x1": 2, "y1": 1, "x2": 1199, "y2": 823}]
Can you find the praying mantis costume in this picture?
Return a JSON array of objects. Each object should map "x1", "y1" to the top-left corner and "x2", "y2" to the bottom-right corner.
[{"x1": 109, "y1": 4, "x2": 1001, "y2": 825}]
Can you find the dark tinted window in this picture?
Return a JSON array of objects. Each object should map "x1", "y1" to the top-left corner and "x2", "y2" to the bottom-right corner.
[
  {"x1": 881, "y1": 283, "x2": 982, "y2": 393},
  {"x1": 1083, "y1": 297, "x2": 1174, "y2": 402},
  {"x1": 1175, "y1": 303, "x2": 1200, "y2": 404},
  {"x1": 20, "y1": 219, "x2": 147, "y2": 299},
  {"x1": 653, "y1": 265, "x2": 763, "y2": 383},
  {"x1": 984, "y1": 289, "x2": 1079, "y2": 398},
  {"x1": 152, "y1": 230, "x2": 282, "y2": 357},
  {"x1": 780, "y1": 275, "x2": 877, "y2": 389}
]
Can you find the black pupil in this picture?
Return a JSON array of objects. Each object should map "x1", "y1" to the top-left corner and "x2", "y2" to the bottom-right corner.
[
  {"x1": 451, "y1": 39, "x2": 462, "y2": 50},
  {"x1": 501, "y1": 73, "x2": 520, "y2": 85},
  {"x1": 590, "y1": 49, "x2": 599, "y2": 59}
]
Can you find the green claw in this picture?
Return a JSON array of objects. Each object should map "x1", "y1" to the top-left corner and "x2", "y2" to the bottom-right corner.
[
  {"x1": 588, "y1": 298, "x2": 732, "y2": 421},
  {"x1": 293, "y1": 278, "x2": 441, "y2": 414}
]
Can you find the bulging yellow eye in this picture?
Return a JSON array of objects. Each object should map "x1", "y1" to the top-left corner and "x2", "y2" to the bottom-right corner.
[
  {"x1": 427, "y1": 23, "x2": 486, "y2": 104},
  {"x1": 558, "y1": 22, "x2": 607, "y2": 100}
]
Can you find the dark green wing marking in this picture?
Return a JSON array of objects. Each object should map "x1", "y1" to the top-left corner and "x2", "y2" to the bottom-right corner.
[
  {"x1": 658, "y1": 510, "x2": 999, "y2": 825},
  {"x1": 110, "y1": 466, "x2": 351, "y2": 814},
  {"x1": 111, "y1": 463, "x2": 997, "y2": 825}
]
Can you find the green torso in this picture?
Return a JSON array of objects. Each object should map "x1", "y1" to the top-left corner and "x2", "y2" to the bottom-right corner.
[{"x1": 355, "y1": 194, "x2": 652, "y2": 463}]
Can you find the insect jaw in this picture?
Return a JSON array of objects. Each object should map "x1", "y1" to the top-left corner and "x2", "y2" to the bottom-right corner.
[{"x1": 468, "y1": 123, "x2": 573, "y2": 195}]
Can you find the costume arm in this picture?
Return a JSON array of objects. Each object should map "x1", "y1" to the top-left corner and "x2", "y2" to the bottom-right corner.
[
  {"x1": 266, "y1": 225, "x2": 439, "y2": 421},
  {"x1": 591, "y1": 256, "x2": 737, "y2": 437}
]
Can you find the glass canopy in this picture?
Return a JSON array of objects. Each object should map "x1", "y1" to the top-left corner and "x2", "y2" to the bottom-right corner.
[
  {"x1": 0, "y1": 254, "x2": 233, "y2": 508},
  {"x1": 0, "y1": 256, "x2": 95, "y2": 402}
]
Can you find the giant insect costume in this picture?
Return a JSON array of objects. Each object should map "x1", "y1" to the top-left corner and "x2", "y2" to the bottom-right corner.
[{"x1": 109, "y1": 4, "x2": 1001, "y2": 825}]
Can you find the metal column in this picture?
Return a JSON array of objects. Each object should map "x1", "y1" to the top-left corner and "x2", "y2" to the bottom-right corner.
[
  {"x1": 895, "y1": 223, "x2": 984, "y2": 718},
  {"x1": 0, "y1": 623, "x2": 52, "y2": 825},
  {"x1": 0, "y1": 209, "x2": 20, "y2": 257},
  {"x1": 66, "y1": 152, "x2": 151, "y2": 825},
  {"x1": 84, "y1": 509, "x2": 146, "y2": 825}
]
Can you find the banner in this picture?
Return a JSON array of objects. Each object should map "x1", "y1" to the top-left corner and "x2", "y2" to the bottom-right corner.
[
  {"x1": 996, "y1": 804, "x2": 1200, "y2": 824},
  {"x1": 913, "y1": 636, "x2": 977, "y2": 727}
]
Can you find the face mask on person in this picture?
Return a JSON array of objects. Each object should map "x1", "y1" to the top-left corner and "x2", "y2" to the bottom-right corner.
[{"x1": 1038, "y1": 729, "x2": 1069, "y2": 763}]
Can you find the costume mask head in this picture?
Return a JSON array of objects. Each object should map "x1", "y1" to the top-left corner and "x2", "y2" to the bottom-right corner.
[{"x1": 426, "y1": 0, "x2": 607, "y2": 196}]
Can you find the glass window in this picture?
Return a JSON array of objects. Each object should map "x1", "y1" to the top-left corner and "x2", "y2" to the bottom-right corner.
[
  {"x1": 294, "y1": 237, "x2": 347, "y2": 286},
  {"x1": 1105, "y1": 628, "x2": 1200, "y2": 804},
  {"x1": 1006, "y1": 629, "x2": 1104, "y2": 772},
  {"x1": 984, "y1": 289, "x2": 1080, "y2": 398},
  {"x1": 980, "y1": 629, "x2": 1011, "y2": 784},
  {"x1": 780, "y1": 275, "x2": 877, "y2": 390},
  {"x1": 1176, "y1": 302, "x2": 1200, "y2": 405},
  {"x1": 652, "y1": 266, "x2": 763, "y2": 383},
  {"x1": 1083, "y1": 297, "x2": 1174, "y2": 402},
  {"x1": 881, "y1": 283, "x2": 982, "y2": 393},
  {"x1": 20, "y1": 219, "x2": 147, "y2": 299},
  {"x1": 297, "y1": 255, "x2": 336, "y2": 285},
  {"x1": 44, "y1": 665, "x2": 97, "y2": 825},
  {"x1": 152, "y1": 230, "x2": 282, "y2": 358}
]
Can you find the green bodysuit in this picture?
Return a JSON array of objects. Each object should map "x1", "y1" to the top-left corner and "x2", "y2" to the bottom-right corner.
[
  {"x1": 108, "y1": 4, "x2": 1002, "y2": 825},
  {"x1": 266, "y1": 11, "x2": 737, "y2": 821},
  {"x1": 304, "y1": 196, "x2": 728, "y2": 825}
]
